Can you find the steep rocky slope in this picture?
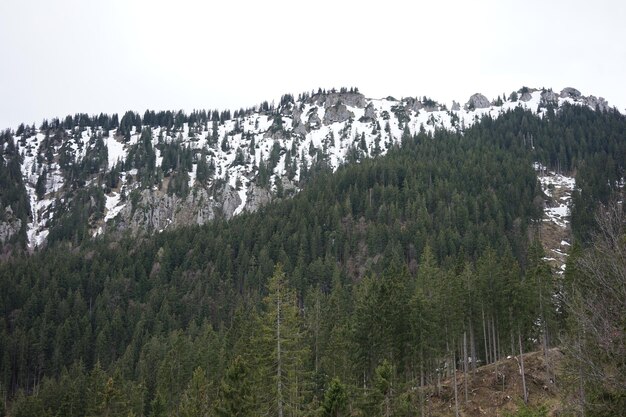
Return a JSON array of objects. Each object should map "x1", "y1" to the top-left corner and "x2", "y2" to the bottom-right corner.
[{"x1": 1, "y1": 87, "x2": 611, "y2": 250}]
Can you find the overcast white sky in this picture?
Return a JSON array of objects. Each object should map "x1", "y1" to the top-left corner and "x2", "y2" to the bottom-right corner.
[{"x1": 1, "y1": 0, "x2": 624, "y2": 129}]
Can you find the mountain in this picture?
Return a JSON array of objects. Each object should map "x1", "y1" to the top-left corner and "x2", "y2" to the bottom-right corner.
[
  {"x1": 0, "y1": 86, "x2": 612, "y2": 253},
  {"x1": 1, "y1": 89, "x2": 625, "y2": 416}
]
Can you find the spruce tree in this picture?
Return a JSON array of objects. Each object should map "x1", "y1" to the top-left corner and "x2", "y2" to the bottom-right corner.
[
  {"x1": 320, "y1": 378, "x2": 347, "y2": 417},
  {"x1": 179, "y1": 367, "x2": 212, "y2": 417},
  {"x1": 255, "y1": 265, "x2": 310, "y2": 417},
  {"x1": 215, "y1": 356, "x2": 255, "y2": 417}
]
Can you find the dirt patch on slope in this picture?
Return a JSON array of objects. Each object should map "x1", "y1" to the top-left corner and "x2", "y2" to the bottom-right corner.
[{"x1": 420, "y1": 349, "x2": 564, "y2": 417}]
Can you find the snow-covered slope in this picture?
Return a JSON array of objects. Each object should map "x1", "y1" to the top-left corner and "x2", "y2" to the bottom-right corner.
[
  {"x1": 533, "y1": 162, "x2": 576, "y2": 273},
  {"x1": 6, "y1": 86, "x2": 611, "y2": 249}
]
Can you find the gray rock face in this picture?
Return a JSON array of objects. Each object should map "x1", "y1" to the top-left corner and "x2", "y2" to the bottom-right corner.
[
  {"x1": 540, "y1": 90, "x2": 559, "y2": 106},
  {"x1": 307, "y1": 108, "x2": 322, "y2": 130},
  {"x1": 246, "y1": 184, "x2": 272, "y2": 213},
  {"x1": 111, "y1": 189, "x2": 176, "y2": 235},
  {"x1": 323, "y1": 103, "x2": 354, "y2": 125},
  {"x1": 403, "y1": 97, "x2": 424, "y2": 113},
  {"x1": 451, "y1": 101, "x2": 461, "y2": 111},
  {"x1": 313, "y1": 91, "x2": 367, "y2": 109},
  {"x1": 108, "y1": 182, "x2": 244, "y2": 235},
  {"x1": 291, "y1": 105, "x2": 307, "y2": 136},
  {"x1": 465, "y1": 93, "x2": 491, "y2": 110},
  {"x1": 560, "y1": 87, "x2": 581, "y2": 98},
  {"x1": 520, "y1": 92, "x2": 533, "y2": 102},
  {"x1": 293, "y1": 123, "x2": 307, "y2": 136},
  {"x1": 102, "y1": 175, "x2": 297, "y2": 238},
  {"x1": 263, "y1": 128, "x2": 289, "y2": 140},
  {"x1": 584, "y1": 95, "x2": 609, "y2": 112},
  {"x1": 220, "y1": 185, "x2": 242, "y2": 219},
  {"x1": 359, "y1": 102, "x2": 377, "y2": 122}
]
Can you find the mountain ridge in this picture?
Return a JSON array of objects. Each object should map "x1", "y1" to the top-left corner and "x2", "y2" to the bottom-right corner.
[{"x1": 0, "y1": 86, "x2": 614, "y2": 251}]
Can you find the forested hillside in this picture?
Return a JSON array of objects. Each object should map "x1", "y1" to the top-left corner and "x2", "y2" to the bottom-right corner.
[
  {"x1": 0, "y1": 87, "x2": 614, "y2": 253},
  {"x1": 1, "y1": 102, "x2": 625, "y2": 417}
]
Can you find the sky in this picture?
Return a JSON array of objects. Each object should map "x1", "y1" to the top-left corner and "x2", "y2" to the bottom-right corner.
[{"x1": 1, "y1": 0, "x2": 624, "y2": 130}]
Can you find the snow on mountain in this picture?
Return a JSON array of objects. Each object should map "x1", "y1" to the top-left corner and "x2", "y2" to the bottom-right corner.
[
  {"x1": 8, "y1": 87, "x2": 609, "y2": 249},
  {"x1": 533, "y1": 162, "x2": 576, "y2": 273}
]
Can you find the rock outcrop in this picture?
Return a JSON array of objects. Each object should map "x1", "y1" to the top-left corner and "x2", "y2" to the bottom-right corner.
[
  {"x1": 220, "y1": 185, "x2": 243, "y2": 219},
  {"x1": 540, "y1": 90, "x2": 559, "y2": 106},
  {"x1": 107, "y1": 183, "x2": 244, "y2": 236},
  {"x1": 312, "y1": 91, "x2": 367, "y2": 109},
  {"x1": 323, "y1": 103, "x2": 354, "y2": 125},
  {"x1": 558, "y1": 87, "x2": 609, "y2": 111},
  {"x1": 403, "y1": 97, "x2": 424, "y2": 113},
  {"x1": 465, "y1": 93, "x2": 491, "y2": 110},
  {"x1": 307, "y1": 108, "x2": 322, "y2": 129},
  {"x1": 291, "y1": 105, "x2": 308, "y2": 136},
  {"x1": 246, "y1": 184, "x2": 272, "y2": 213},
  {"x1": 560, "y1": 87, "x2": 582, "y2": 98},
  {"x1": 584, "y1": 95, "x2": 609, "y2": 112},
  {"x1": 519, "y1": 87, "x2": 536, "y2": 102},
  {"x1": 263, "y1": 128, "x2": 289, "y2": 140},
  {"x1": 520, "y1": 91, "x2": 533, "y2": 102},
  {"x1": 359, "y1": 102, "x2": 377, "y2": 122},
  {"x1": 451, "y1": 101, "x2": 461, "y2": 111}
]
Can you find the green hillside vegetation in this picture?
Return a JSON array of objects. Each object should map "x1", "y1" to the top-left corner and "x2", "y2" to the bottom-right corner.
[{"x1": 1, "y1": 105, "x2": 625, "y2": 416}]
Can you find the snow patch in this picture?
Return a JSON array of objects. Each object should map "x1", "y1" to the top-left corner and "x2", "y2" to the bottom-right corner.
[
  {"x1": 106, "y1": 135, "x2": 126, "y2": 169},
  {"x1": 104, "y1": 192, "x2": 125, "y2": 222},
  {"x1": 535, "y1": 165, "x2": 575, "y2": 229},
  {"x1": 233, "y1": 181, "x2": 248, "y2": 216}
]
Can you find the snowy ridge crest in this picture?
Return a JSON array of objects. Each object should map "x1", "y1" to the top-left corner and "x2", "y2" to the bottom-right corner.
[{"x1": 8, "y1": 86, "x2": 610, "y2": 249}]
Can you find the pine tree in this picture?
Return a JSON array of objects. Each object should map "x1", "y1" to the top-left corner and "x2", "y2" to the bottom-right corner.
[
  {"x1": 196, "y1": 150, "x2": 210, "y2": 184},
  {"x1": 320, "y1": 378, "x2": 347, "y2": 417},
  {"x1": 320, "y1": 272, "x2": 352, "y2": 382},
  {"x1": 179, "y1": 367, "x2": 212, "y2": 417},
  {"x1": 352, "y1": 265, "x2": 411, "y2": 383},
  {"x1": 149, "y1": 392, "x2": 167, "y2": 417},
  {"x1": 370, "y1": 360, "x2": 395, "y2": 417},
  {"x1": 215, "y1": 356, "x2": 255, "y2": 417},
  {"x1": 255, "y1": 265, "x2": 310, "y2": 417},
  {"x1": 221, "y1": 134, "x2": 230, "y2": 152}
]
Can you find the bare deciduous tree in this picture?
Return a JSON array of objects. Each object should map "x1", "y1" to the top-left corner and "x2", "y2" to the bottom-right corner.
[{"x1": 563, "y1": 202, "x2": 626, "y2": 415}]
